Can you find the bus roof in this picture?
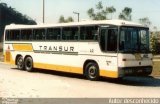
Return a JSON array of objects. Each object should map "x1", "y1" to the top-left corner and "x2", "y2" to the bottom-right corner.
[{"x1": 5, "y1": 19, "x2": 147, "y2": 30}]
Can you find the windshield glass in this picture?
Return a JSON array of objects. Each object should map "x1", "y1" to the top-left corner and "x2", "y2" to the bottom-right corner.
[{"x1": 119, "y1": 27, "x2": 150, "y2": 53}]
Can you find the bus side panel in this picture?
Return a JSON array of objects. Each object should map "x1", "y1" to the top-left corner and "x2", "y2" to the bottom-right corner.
[
  {"x1": 3, "y1": 43, "x2": 15, "y2": 65},
  {"x1": 99, "y1": 56, "x2": 118, "y2": 78},
  {"x1": 4, "y1": 42, "x2": 119, "y2": 78},
  {"x1": 31, "y1": 42, "x2": 119, "y2": 78}
]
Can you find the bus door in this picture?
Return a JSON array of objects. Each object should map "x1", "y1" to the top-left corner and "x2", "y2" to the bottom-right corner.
[
  {"x1": 99, "y1": 26, "x2": 118, "y2": 75},
  {"x1": 100, "y1": 26, "x2": 118, "y2": 52}
]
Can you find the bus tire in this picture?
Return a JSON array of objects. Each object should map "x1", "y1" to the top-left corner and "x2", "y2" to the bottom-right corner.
[
  {"x1": 85, "y1": 62, "x2": 99, "y2": 81},
  {"x1": 17, "y1": 56, "x2": 24, "y2": 70},
  {"x1": 25, "y1": 57, "x2": 34, "y2": 72}
]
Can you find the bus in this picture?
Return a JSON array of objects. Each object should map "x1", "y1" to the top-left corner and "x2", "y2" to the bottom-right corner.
[{"x1": 3, "y1": 20, "x2": 153, "y2": 80}]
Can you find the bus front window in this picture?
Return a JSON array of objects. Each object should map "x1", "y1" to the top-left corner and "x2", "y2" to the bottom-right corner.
[{"x1": 119, "y1": 27, "x2": 150, "y2": 53}]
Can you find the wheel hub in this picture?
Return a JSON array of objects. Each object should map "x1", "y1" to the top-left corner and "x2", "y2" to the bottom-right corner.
[{"x1": 89, "y1": 66, "x2": 96, "y2": 78}]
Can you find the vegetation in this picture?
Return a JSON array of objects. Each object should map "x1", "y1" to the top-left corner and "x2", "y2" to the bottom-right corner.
[
  {"x1": 0, "y1": 43, "x2": 3, "y2": 61},
  {"x1": 0, "y1": 3, "x2": 36, "y2": 24},
  {"x1": 119, "y1": 7, "x2": 132, "y2": 21},
  {"x1": 0, "y1": 2, "x2": 37, "y2": 41},
  {"x1": 87, "y1": 1, "x2": 133, "y2": 21},
  {"x1": 59, "y1": 1, "x2": 160, "y2": 55},
  {"x1": 0, "y1": 42, "x2": 2, "y2": 50},
  {"x1": 87, "y1": 1, "x2": 116, "y2": 20},
  {"x1": 139, "y1": 17, "x2": 151, "y2": 27},
  {"x1": 152, "y1": 61, "x2": 160, "y2": 77},
  {"x1": 59, "y1": 15, "x2": 74, "y2": 23},
  {"x1": 137, "y1": 17, "x2": 160, "y2": 55},
  {"x1": 150, "y1": 32, "x2": 160, "y2": 55}
]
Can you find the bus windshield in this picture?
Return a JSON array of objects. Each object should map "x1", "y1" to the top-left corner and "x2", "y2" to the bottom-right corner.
[{"x1": 119, "y1": 27, "x2": 150, "y2": 53}]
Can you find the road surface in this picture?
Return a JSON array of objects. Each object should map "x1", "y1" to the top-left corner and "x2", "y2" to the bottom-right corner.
[{"x1": 0, "y1": 62, "x2": 160, "y2": 98}]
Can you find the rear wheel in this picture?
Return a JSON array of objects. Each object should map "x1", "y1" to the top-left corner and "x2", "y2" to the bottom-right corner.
[
  {"x1": 85, "y1": 62, "x2": 99, "y2": 81},
  {"x1": 25, "y1": 57, "x2": 34, "y2": 72},
  {"x1": 17, "y1": 56, "x2": 24, "y2": 70}
]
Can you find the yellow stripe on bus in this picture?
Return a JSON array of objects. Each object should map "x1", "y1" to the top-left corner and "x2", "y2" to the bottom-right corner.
[
  {"x1": 34, "y1": 62, "x2": 118, "y2": 78},
  {"x1": 4, "y1": 50, "x2": 118, "y2": 78},
  {"x1": 100, "y1": 70, "x2": 118, "y2": 78},
  {"x1": 13, "y1": 44, "x2": 33, "y2": 51},
  {"x1": 34, "y1": 63, "x2": 83, "y2": 74}
]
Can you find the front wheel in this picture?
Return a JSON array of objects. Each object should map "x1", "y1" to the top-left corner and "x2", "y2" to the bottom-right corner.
[
  {"x1": 25, "y1": 57, "x2": 34, "y2": 72},
  {"x1": 85, "y1": 62, "x2": 99, "y2": 81}
]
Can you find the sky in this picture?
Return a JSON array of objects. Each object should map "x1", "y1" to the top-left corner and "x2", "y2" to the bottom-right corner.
[{"x1": 1, "y1": 0, "x2": 160, "y2": 30}]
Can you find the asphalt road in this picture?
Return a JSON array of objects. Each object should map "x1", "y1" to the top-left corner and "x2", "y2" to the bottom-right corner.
[{"x1": 0, "y1": 62, "x2": 160, "y2": 98}]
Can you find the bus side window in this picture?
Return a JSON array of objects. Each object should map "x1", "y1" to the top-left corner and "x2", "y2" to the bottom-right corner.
[
  {"x1": 21, "y1": 29, "x2": 32, "y2": 40},
  {"x1": 80, "y1": 26, "x2": 98, "y2": 41},
  {"x1": 46, "y1": 28, "x2": 61, "y2": 40},
  {"x1": 74, "y1": 30, "x2": 79, "y2": 40},
  {"x1": 54, "y1": 28, "x2": 61, "y2": 40},
  {"x1": 62, "y1": 27, "x2": 79, "y2": 40},
  {"x1": 93, "y1": 30, "x2": 98, "y2": 40},
  {"x1": 62, "y1": 27, "x2": 69, "y2": 40},
  {"x1": 5, "y1": 30, "x2": 10, "y2": 41},
  {"x1": 80, "y1": 27, "x2": 86, "y2": 40},
  {"x1": 10, "y1": 30, "x2": 20, "y2": 41},
  {"x1": 46, "y1": 28, "x2": 54, "y2": 40},
  {"x1": 33, "y1": 29, "x2": 45, "y2": 41},
  {"x1": 71, "y1": 27, "x2": 79, "y2": 40}
]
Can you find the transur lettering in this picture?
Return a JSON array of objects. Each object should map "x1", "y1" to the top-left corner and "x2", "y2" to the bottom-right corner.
[{"x1": 39, "y1": 46, "x2": 74, "y2": 52}]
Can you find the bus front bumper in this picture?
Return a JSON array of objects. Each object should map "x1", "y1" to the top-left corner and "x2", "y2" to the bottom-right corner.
[{"x1": 118, "y1": 66, "x2": 153, "y2": 77}]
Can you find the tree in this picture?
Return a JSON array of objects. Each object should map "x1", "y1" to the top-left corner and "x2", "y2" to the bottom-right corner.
[
  {"x1": 139, "y1": 17, "x2": 151, "y2": 27},
  {"x1": 66, "y1": 16, "x2": 74, "y2": 22},
  {"x1": 87, "y1": 8, "x2": 96, "y2": 20},
  {"x1": 58, "y1": 15, "x2": 74, "y2": 23},
  {"x1": 96, "y1": 1, "x2": 103, "y2": 10},
  {"x1": 59, "y1": 15, "x2": 66, "y2": 23},
  {"x1": 119, "y1": 7, "x2": 132, "y2": 21},
  {"x1": 107, "y1": 6, "x2": 116, "y2": 19},
  {"x1": 150, "y1": 32, "x2": 158, "y2": 54},
  {"x1": 87, "y1": 1, "x2": 116, "y2": 20},
  {"x1": 0, "y1": 2, "x2": 36, "y2": 41}
]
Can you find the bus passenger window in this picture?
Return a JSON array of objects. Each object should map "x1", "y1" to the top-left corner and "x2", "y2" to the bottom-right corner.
[
  {"x1": 10, "y1": 30, "x2": 20, "y2": 41},
  {"x1": 74, "y1": 30, "x2": 79, "y2": 40},
  {"x1": 21, "y1": 29, "x2": 32, "y2": 40},
  {"x1": 80, "y1": 26, "x2": 98, "y2": 40},
  {"x1": 54, "y1": 28, "x2": 61, "y2": 40},
  {"x1": 5, "y1": 30, "x2": 10, "y2": 41},
  {"x1": 46, "y1": 28, "x2": 54, "y2": 40},
  {"x1": 33, "y1": 29, "x2": 45, "y2": 40},
  {"x1": 62, "y1": 27, "x2": 79, "y2": 40},
  {"x1": 46, "y1": 28, "x2": 61, "y2": 40}
]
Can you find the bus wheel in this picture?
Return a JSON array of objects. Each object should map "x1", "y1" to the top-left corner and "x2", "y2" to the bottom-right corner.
[
  {"x1": 25, "y1": 57, "x2": 34, "y2": 72},
  {"x1": 85, "y1": 62, "x2": 99, "y2": 81},
  {"x1": 17, "y1": 56, "x2": 24, "y2": 70}
]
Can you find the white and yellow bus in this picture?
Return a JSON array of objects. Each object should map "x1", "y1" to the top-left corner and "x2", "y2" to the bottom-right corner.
[{"x1": 3, "y1": 20, "x2": 153, "y2": 80}]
